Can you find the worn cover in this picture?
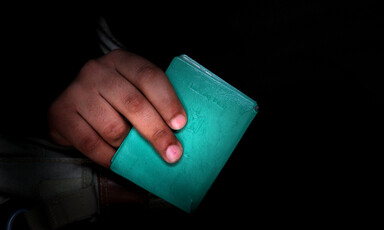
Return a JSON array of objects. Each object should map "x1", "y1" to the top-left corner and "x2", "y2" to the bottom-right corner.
[{"x1": 111, "y1": 55, "x2": 257, "y2": 212}]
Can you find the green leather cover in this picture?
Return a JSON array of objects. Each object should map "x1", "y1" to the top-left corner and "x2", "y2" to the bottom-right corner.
[{"x1": 111, "y1": 55, "x2": 258, "y2": 213}]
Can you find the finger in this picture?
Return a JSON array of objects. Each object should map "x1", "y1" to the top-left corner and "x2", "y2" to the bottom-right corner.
[
  {"x1": 104, "y1": 50, "x2": 187, "y2": 130},
  {"x1": 51, "y1": 108, "x2": 116, "y2": 168},
  {"x1": 97, "y1": 69, "x2": 183, "y2": 163},
  {"x1": 76, "y1": 89, "x2": 131, "y2": 148}
]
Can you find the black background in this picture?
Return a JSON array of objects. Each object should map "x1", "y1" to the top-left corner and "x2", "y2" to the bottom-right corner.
[{"x1": 1, "y1": 1, "x2": 382, "y2": 227}]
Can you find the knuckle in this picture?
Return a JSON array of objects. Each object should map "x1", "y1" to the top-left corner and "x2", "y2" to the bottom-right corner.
[
  {"x1": 151, "y1": 128, "x2": 171, "y2": 143},
  {"x1": 98, "y1": 49, "x2": 127, "y2": 66},
  {"x1": 78, "y1": 134, "x2": 101, "y2": 154},
  {"x1": 103, "y1": 121, "x2": 127, "y2": 143},
  {"x1": 103, "y1": 49, "x2": 129, "y2": 64},
  {"x1": 78, "y1": 59, "x2": 109, "y2": 83},
  {"x1": 135, "y1": 65, "x2": 163, "y2": 86},
  {"x1": 123, "y1": 93, "x2": 145, "y2": 113},
  {"x1": 81, "y1": 59, "x2": 103, "y2": 73},
  {"x1": 107, "y1": 49, "x2": 126, "y2": 58}
]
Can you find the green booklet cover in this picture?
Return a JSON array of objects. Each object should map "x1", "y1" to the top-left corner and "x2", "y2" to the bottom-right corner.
[{"x1": 111, "y1": 55, "x2": 258, "y2": 212}]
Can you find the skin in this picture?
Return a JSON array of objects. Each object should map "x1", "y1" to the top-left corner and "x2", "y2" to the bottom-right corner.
[{"x1": 48, "y1": 50, "x2": 187, "y2": 168}]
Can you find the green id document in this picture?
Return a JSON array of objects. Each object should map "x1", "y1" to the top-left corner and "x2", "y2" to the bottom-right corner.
[{"x1": 111, "y1": 55, "x2": 258, "y2": 213}]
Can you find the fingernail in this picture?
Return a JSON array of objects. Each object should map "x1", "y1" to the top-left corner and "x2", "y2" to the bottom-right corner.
[
  {"x1": 165, "y1": 144, "x2": 182, "y2": 163},
  {"x1": 170, "y1": 114, "x2": 187, "y2": 130}
]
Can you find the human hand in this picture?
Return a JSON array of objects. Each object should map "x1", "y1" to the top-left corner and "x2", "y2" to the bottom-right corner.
[{"x1": 48, "y1": 50, "x2": 187, "y2": 168}]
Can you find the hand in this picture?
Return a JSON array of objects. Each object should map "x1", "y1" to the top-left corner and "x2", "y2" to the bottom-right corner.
[{"x1": 48, "y1": 50, "x2": 187, "y2": 168}]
